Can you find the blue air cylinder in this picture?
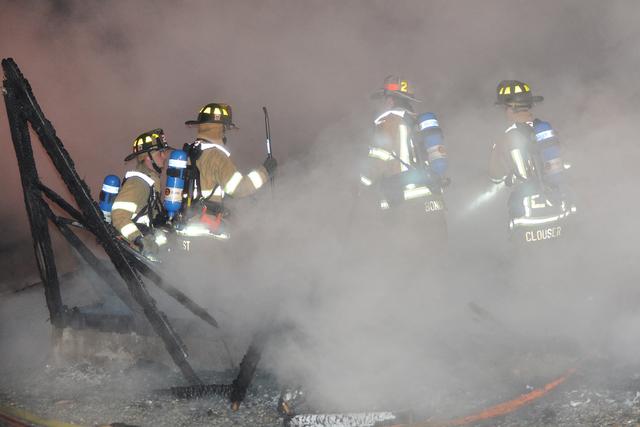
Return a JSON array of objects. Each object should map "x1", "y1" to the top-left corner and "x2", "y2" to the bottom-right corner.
[
  {"x1": 533, "y1": 121, "x2": 564, "y2": 186},
  {"x1": 417, "y1": 112, "x2": 447, "y2": 177},
  {"x1": 164, "y1": 150, "x2": 188, "y2": 219},
  {"x1": 99, "y1": 175, "x2": 120, "y2": 223}
]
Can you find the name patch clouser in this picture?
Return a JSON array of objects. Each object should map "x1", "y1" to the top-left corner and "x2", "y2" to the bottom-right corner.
[{"x1": 525, "y1": 226, "x2": 562, "y2": 243}]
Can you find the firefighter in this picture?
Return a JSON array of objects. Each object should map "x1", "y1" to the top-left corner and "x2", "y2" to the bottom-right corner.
[
  {"x1": 359, "y1": 75, "x2": 449, "y2": 243},
  {"x1": 489, "y1": 80, "x2": 544, "y2": 185},
  {"x1": 490, "y1": 80, "x2": 573, "y2": 243},
  {"x1": 112, "y1": 129, "x2": 172, "y2": 257},
  {"x1": 181, "y1": 103, "x2": 277, "y2": 234}
]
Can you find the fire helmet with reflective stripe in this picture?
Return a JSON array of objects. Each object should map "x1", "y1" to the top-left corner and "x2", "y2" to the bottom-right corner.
[
  {"x1": 495, "y1": 80, "x2": 544, "y2": 107},
  {"x1": 185, "y1": 103, "x2": 237, "y2": 129},
  {"x1": 371, "y1": 75, "x2": 421, "y2": 102},
  {"x1": 124, "y1": 128, "x2": 173, "y2": 161}
]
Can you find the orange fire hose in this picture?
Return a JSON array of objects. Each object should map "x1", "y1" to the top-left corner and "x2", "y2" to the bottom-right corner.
[{"x1": 392, "y1": 368, "x2": 575, "y2": 427}]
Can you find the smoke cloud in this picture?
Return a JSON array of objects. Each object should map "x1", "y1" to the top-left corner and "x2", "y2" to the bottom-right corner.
[{"x1": 2, "y1": 0, "x2": 640, "y2": 416}]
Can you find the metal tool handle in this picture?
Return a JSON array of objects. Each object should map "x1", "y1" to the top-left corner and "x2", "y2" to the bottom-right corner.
[{"x1": 262, "y1": 106, "x2": 272, "y2": 158}]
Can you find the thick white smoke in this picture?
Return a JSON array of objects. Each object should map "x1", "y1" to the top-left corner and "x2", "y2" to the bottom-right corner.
[{"x1": 1, "y1": 0, "x2": 640, "y2": 416}]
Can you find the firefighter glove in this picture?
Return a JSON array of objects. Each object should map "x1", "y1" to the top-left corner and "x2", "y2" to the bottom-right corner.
[
  {"x1": 263, "y1": 156, "x2": 278, "y2": 176},
  {"x1": 135, "y1": 234, "x2": 159, "y2": 257}
]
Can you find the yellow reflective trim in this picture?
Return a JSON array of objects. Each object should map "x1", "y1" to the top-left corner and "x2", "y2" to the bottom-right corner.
[
  {"x1": 112, "y1": 201, "x2": 138, "y2": 213},
  {"x1": 368, "y1": 147, "x2": 394, "y2": 161},
  {"x1": 398, "y1": 123, "x2": 410, "y2": 172},
  {"x1": 248, "y1": 170, "x2": 264, "y2": 189},
  {"x1": 404, "y1": 186, "x2": 432, "y2": 200},
  {"x1": 504, "y1": 86, "x2": 511, "y2": 95},
  {"x1": 510, "y1": 148, "x2": 528, "y2": 181},
  {"x1": 213, "y1": 107, "x2": 221, "y2": 116},
  {"x1": 222, "y1": 108, "x2": 229, "y2": 115},
  {"x1": 203, "y1": 107, "x2": 212, "y2": 114},
  {"x1": 124, "y1": 170, "x2": 155, "y2": 186},
  {"x1": 120, "y1": 223, "x2": 140, "y2": 239},
  {"x1": 524, "y1": 84, "x2": 530, "y2": 92},
  {"x1": 145, "y1": 136, "x2": 152, "y2": 142},
  {"x1": 224, "y1": 171, "x2": 243, "y2": 194},
  {"x1": 360, "y1": 175, "x2": 372, "y2": 186},
  {"x1": 201, "y1": 187, "x2": 225, "y2": 198}
]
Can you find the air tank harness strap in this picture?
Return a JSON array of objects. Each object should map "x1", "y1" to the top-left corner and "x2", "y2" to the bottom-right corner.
[
  {"x1": 123, "y1": 171, "x2": 160, "y2": 226},
  {"x1": 184, "y1": 140, "x2": 222, "y2": 206},
  {"x1": 183, "y1": 141, "x2": 202, "y2": 207}
]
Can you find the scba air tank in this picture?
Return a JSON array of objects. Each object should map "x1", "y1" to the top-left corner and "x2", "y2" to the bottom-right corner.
[
  {"x1": 99, "y1": 175, "x2": 120, "y2": 223},
  {"x1": 417, "y1": 112, "x2": 447, "y2": 177},
  {"x1": 533, "y1": 120, "x2": 564, "y2": 186},
  {"x1": 164, "y1": 149, "x2": 188, "y2": 219}
]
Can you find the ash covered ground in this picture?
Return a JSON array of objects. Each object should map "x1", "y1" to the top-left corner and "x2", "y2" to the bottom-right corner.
[
  {"x1": 3, "y1": 308, "x2": 640, "y2": 427},
  {"x1": 2, "y1": 234, "x2": 640, "y2": 427}
]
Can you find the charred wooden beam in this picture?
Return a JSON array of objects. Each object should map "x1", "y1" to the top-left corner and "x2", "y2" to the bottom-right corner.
[
  {"x1": 230, "y1": 330, "x2": 269, "y2": 410},
  {"x1": 39, "y1": 183, "x2": 85, "y2": 225},
  {"x1": 44, "y1": 206, "x2": 143, "y2": 319},
  {"x1": 119, "y1": 243, "x2": 220, "y2": 329},
  {"x1": 2, "y1": 57, "x2": 201, "y2": 385},
  {"x1": 3, "y1": 66, "x2": 64, "y2": 328},
  {"x1": 170, "y1": 383, "x2": 232, "y2": 399}
]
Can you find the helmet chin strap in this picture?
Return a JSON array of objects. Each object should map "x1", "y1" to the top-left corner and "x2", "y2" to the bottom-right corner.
[{"x1": 148, "y1": 152, "x2": 162, "y2": 174}]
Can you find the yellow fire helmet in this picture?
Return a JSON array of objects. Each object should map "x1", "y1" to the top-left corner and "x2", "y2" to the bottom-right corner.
[
  {"x1": 185, "y1": 103, "x2": 238, "y2": 129},
  {"x1": 124, "y1": 128, "x2": 173, "y2": 161},
  {"x1": 495, "y1": 80, "x2": 544, "y2": 107}
]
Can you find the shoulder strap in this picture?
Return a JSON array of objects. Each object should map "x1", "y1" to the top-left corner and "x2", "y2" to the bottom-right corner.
[
  {"x1": 183, "y1": 140, "x2": 223, "y2": 207},
  {"x1": 122, "y1": 171, "x2": 158, "y2": 224}
]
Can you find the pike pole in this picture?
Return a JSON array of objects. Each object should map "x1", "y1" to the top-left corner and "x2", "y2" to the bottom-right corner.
[{"x1": 262, "y1": 106, "x2": 275, "y2": 192}]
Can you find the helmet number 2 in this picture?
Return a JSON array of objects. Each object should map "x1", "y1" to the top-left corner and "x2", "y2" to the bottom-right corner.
[{"x1": 400, "y1": 81, "x2": 408, "y2": 93}]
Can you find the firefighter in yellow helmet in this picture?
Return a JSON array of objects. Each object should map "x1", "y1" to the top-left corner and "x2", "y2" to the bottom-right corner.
[
  {"x1": 181, "y1": 103, "x2": 276, "y2": 234},
  {"x1": 489, "y1": 80, "x2": 544, "y2": 184},
  {"x1": 490, "y1": 80, "x2": 574, "y2": 243},
  {"x1": 111, "y1": 129, "x2": 172, "y2": 257}
]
